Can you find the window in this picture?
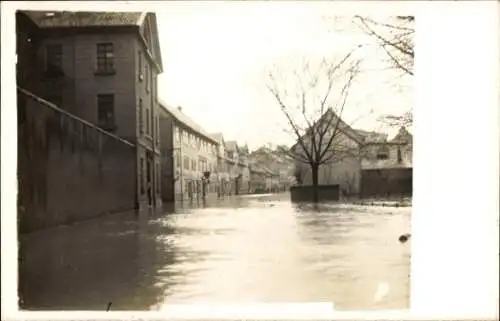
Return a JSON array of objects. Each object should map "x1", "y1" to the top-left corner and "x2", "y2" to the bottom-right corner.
[
  {"x1": 191, "y1": 159, "x2": 196, "y2": 171},
  {"x1": 376, "y1": 145, "x2": 390, "y2": 160},
  {"x1": 96, "y1": 43, "x2": 114, "y2": 74},
  {"x1": 183, "y1": 156, "x2": 189, "y2": 170},
  {"x1": 140, "y1": 158, "x2": 145, "y2": 195},
  {"x1": 97, "y1": 94, "x2": 115, "y2": 132},
  {"x1": 139, "y1": 98, "x2": 144, "y2": 134},
  {"x1": 146, "y1": 108, "x2": 151, "y2": 136},
  {"x1": 138, "y1": 51, "x2": 143, "y2": 80},
  {"x1": 376, "y1": 153, "x2": 389, "y2": 160},
  {"x1": 46, "y1": 44, "x2": 63, "y2": 74},
  {"x1": 397, "y1": 146, "x2": 403, "y2": 163},
  {"x1": 145, "y1": 65, "x2": 150, "y2": 91},
  {"x1": 175, "y1": 127, "x2": 181, "y2": 142},
  {"x1": 176, "y1": 153, "x2": 181, "y2": 168}
]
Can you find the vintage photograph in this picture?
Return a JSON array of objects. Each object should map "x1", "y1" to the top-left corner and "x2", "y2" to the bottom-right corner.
[{"x1": 15, "y1": 2, "x2": 413, "y2": 311}]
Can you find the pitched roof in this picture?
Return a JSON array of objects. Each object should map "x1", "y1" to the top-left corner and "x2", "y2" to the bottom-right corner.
[
  {"x1": 21, "y1": 11, "x2": 164, "y2": 73},
  {"x1": 159, "y1": 100, "x2": 218, "y2": 145},
  {"x1": 209, "y1": 132, "x2": 225, "y2": 144},
  {"x1": 21, "y1": 11, "x2": 144, "y2": 28}
]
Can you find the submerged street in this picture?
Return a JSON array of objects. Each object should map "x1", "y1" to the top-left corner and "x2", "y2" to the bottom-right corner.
[{"x1": 19, "y1": 194, "x2": 410, "y2": 310}]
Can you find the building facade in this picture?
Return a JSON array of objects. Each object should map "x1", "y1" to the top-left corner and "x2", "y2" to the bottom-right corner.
[
  {"x1": 159, "y1": 103, "x2": 219, "y2": 203},
  {"x1": 17, "y1": 10, "x2": 164, "y2": 210}
]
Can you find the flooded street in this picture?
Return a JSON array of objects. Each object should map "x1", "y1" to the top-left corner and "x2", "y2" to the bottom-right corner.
[{"x1": 19, "y1": 193, "x2": 410, "y2": 310}]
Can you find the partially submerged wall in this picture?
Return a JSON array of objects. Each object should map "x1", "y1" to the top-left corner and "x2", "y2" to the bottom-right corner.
[
  {"x1": 290, "y1": 185, "x2": 340, "y2": 203},
  {"x1": 17, "y1": 89, "x2": 137, "y2": 233},
  {"x1": 360, "y1": 168, "x2": 412, "y2": 198}
]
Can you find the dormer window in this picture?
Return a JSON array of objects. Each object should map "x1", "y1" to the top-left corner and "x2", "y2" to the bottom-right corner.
[{"x1": 376, "y1": 145, "x2": 390, "y2": 160}]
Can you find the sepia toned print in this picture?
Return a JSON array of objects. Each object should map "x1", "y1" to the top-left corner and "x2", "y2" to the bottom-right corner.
[{"x1": 16, "y1": 5, "x2": 413, "y2": 310}]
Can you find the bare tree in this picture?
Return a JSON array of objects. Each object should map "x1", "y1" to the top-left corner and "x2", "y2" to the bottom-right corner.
[
  {"x1": 353, "y1": 16, "x2": 414, "y2": 76},
  {"x1": 266, "y1": 50, "x2": 363, "y2": 202},
  {"x1": 352, "y1": 16, "x2": 414, "y2": 128}
]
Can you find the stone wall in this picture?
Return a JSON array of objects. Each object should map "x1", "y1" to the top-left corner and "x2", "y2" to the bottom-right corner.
[
  {"x1": 360, "y1": 168, "x2": 413, "y2": 198},
  {"x1": 18, "y1": 89, "x2": 137, "y2": 233},
  {"x1": 290, "y1": 185, "x2": 340, "y2": 203}
]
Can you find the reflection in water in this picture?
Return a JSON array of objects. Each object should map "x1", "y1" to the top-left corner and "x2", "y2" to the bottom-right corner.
[{"x1": 19, "y1": 194, "x2": 410, "y2": 310}]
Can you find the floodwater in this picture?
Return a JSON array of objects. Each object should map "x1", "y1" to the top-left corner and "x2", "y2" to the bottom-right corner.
[{"x1": 18, "y1": 193, "x2": 411, "y2": 310}]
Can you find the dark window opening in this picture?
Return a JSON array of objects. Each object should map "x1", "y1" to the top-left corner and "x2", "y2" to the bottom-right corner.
[
  {"x1": 97, "y1": 94, "x2": 115, "y2": 132},
  {"x1": 96, "y1": 43, "x2": 115, "y2": 74},
  {"x1": 140, "y1": 158, "x2": 145, "y2": 195},
  {"x1": 376, "y1": 153, "x2": 389, "y2": 160},
  {"x1": 397, "y1": 146, "x2": 403, "y2": 163},
  {"x1": 139, "y1": 98, "x2": 144, "y2": 134},
  {"x1": 146, "y1": 108, "x2": 151, "y2": 136}
]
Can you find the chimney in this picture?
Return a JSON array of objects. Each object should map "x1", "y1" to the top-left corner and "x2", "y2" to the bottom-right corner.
[{"x1": 177, "y1": 106, "x2": 183, "y2": 112}]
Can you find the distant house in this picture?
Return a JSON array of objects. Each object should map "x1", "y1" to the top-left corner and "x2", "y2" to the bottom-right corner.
[
  {"x1": 291, "y1": 108, "x2": 413, "y2": 197},
  {"x1": 248, "y1": 147, "x2": 295, "y2": 192},
  {"x1": 159, "y1": 103, "x2": 219, "y2": 203},
  {"x1": 249, "y1": 163, "x2": 279, "y2": 193}
]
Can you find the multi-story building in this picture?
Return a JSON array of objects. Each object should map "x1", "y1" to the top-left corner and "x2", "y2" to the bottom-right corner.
[
  {"x1": 159, "y1": 103, "x2": 219, "y2": 203},
  {"x1": 17, "y1": 10, "x2": 164, "y2": 210}
]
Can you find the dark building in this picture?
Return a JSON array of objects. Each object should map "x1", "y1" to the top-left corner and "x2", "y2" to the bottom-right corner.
[{"x1": 16, "y1": 11, "x2": 164, "y2": 210}]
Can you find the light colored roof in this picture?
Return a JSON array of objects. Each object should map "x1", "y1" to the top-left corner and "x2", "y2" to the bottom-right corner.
[
  {"x1": 210, "y1": 132, "x2": 225, "y2": 144},
  {"x1": 21, "y1": 11, "x2": 144, "y2": 28},
  {"x1": 159, "y1": 100, "x2": 218, "y2": 144}
]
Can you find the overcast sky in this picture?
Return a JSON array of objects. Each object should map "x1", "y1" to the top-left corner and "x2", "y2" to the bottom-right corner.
[{"x1": 155, "y1": 3, "x2": 413, "y2": 149}]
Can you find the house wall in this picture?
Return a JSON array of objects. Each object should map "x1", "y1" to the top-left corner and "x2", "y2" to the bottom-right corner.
[
  {"x1": 18, "y1": 90, "x2": 137, "y2": 233},
  {"x1": 159, "y1": 112, "x2": 175, "y2": 202},
  {"x1": 35, "y1": 33, "x2": 137, "y2": 140},
  {"x1": 32, "y1": 30, "x2": 162, "y2": 210}
]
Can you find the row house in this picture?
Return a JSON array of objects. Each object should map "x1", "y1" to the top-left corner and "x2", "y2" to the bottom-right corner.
[
  {"x1": 225, "y1": 141, "x2": 251, "y2": 195},
  {"x1": 209, "y1": 134, "x2": 251, "y2": 196},
  {"x1": 159, "y1": 103, "x2": 219, "y2": 203},
  {"x1": 17, "y1": 10, "x2": 164, "y2": 210}
]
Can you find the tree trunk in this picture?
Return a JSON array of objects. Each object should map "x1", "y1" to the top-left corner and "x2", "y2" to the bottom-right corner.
[{"x1": 311, "y1": 163, "x2": 319, "y2": 203}]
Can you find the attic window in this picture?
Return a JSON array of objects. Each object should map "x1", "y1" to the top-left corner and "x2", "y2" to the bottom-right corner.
[{"x1": 45, "y1": 12, "x2": 55, "y2": 17}]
